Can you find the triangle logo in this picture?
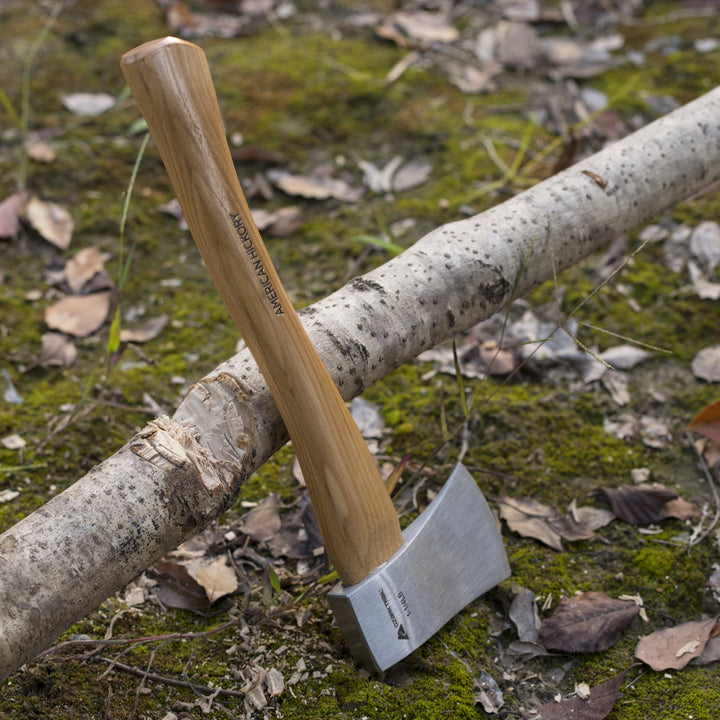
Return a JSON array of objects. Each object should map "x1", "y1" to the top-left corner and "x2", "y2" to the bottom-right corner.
[{"x1": 397, "y1": 625, "x2": 408, "y2": 641}]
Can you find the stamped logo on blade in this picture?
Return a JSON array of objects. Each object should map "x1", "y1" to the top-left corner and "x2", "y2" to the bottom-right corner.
[{"x1": 379, "y1": 588, "x2": 409, "y2": 641}]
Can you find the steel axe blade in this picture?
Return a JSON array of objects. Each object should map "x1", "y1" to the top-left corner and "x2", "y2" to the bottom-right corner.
[{"x1": 329, "y1": 463, "x2": 509, "y2": 671}]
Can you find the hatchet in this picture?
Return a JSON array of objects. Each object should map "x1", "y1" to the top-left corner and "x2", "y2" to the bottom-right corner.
[{"x1": 121, "y1": 37, "x2": 510, "y2": 672}]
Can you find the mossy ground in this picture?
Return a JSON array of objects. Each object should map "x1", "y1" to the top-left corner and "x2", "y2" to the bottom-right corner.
[{"x1": 1, "y1": 1, "x2": 720, "y2": 718}]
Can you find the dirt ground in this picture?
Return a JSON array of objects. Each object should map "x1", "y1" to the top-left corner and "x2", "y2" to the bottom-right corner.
[{"x1": 2, "y1": 1, "x2": 720, "y2": 718}]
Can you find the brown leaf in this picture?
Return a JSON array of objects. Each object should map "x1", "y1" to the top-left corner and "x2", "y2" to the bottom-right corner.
[
  {"x1": 635, "y1": 616, "x2": 719, "y2": 671},
  {"x1": 65, "y1": 246, "x2": 105, "y2": 294},
  {"x1": 24, "y1": 195, "x2": 73, "y2": 249},
  {"x1": 692, "y1": 632, "x2": 720, "y2": 665},
  {"x1": 268, "y1": 170, "x2": 362, "y2": 202},
  {"x1": 250, "y1": 206, "x2": 303, "y2": 237},
  {"x1": 265, "y1": 500, "x2": 324, "y2": 561},
  {"x1": 194, "y1": 556, "x2": 238, "y2": 603},
  {"x1": 120, "y1": 314, "x2": 169, "y2": 343},
  {"x1": 661, "y1": 496, "x2": 700, "y2": 521},
  {"x1": 500, "y1": 496, "x2": 594, "y2": 550},
  {"x1": 239, "y1": 494, "x2": 283, "y2": 543},
  {"x1": 537, "y1": 671, "x2": 627, "y2": 720},
  {"x1": 692, "y1": 345, "x2": 720, "y2": 383},
  {"x1": 599, "y1": 483, "x2": 678, "y2": 525},
  {"x1": 473, "y1": 669, "x2": 503, "y2": 714},
  {"x1": 499, "y1": 495, "x2": 563, "y2": 551},
  {"x1": 38, "y1": 332, "x2": 77, "y2": 368},
  {"x1": 377, "y1": 11, "x2": 459, "y2": 47},
  {"x1": 62, "y1": 92, "x2": 115, "y2": 116},
  {"x1": 44, "y1": 291, "x2": 111, "y2": 337},
  {"x1": 479, "y1": 340, "x2": 516, "y2": 376},
  {"x1": 570, "y1": 502, "x2": 615, "y2": 532},
  {"x1": 391, "y1": 159, "x2": 432, "y2": 192},
  {"x1": 25, "y1": 139, "x2": 56, "y2": 163},
  {"x1": 495, "y1": 20, "x2": 540, "y2": 69},
  {"x1": 688, "y1": 398, "x2": 720, "y2": 443},
  {"x1": 0, "y1": 192, "x2": 27, "y2": 238},
  {"x1": 538, "y1": 592, "x2": 640, "y2": 652},
  {"x1": 509, "y1": 587, "x2": 540, "y2": 643},
  {"x1": 393, "y1": 11, "x2": 459, "y2": 44},
  {"x1": 149, "y1": 559, "x2": 211, "y2": 612},
  {"x1": 230, "y1": 144, "x2": 285, "y2": 165},
  {"x1": 547, "y1": 514, "x2": 595, "y2": 543}
]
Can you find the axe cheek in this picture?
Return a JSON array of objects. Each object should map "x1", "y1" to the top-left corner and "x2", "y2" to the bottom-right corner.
[{"x1": 328, "y1": 464, "x2": 509, "y2": 671}]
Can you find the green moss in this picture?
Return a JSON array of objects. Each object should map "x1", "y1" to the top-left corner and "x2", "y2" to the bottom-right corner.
[
  {"x1": 2, "y1": 0, "x2": 720, "y2": 717},
  {"x1": 613, "y1": 667, "x2": 720, "y2": 720}
]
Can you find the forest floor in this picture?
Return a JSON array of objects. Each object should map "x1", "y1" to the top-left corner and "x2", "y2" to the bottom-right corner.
[{"x1": 2, "y1": 1, "x2": 720, "y2": 718}]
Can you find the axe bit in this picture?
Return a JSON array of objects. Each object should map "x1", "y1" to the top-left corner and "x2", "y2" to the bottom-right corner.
[{"x1": 121, "y1": 37, "x2": 510, "y2": 672}]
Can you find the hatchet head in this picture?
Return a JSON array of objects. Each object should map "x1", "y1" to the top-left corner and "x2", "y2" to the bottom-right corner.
[{"x1": 328, "y1": 463, "x2": 510, "y2": 671}]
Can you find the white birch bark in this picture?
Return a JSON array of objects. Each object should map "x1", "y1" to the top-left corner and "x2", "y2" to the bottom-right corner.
[{"x1": 2, "y1": 87, "x2": 720, "y2": 681}]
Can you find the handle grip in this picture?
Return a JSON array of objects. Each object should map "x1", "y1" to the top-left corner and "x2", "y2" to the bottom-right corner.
[{"x1": 121, "y1": 37, "x2": 402, "y2": 585}]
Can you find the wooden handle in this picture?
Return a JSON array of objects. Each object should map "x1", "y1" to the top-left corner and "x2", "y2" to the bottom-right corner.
[{"x1": 121, "y1": 37, "x2": 402, "y2": 585}]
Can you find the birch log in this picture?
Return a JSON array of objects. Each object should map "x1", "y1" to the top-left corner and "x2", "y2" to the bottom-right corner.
[{"x1": 2, "y1": 87, "x2": 720, "y2": 682}]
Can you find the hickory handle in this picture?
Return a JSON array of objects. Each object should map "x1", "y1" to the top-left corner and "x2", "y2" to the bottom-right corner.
[{"x1": 121, "y1": 37, "x2": 402, "y2": 587}]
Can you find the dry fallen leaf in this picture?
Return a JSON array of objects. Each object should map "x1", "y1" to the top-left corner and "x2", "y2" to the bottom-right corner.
[
  {"x1": 391, "y1": 159, "x2": 432, "y2": 192},
  {"x1": 536, "y1": 670, "x2": 627, "y2": 720},
  {"x1": 378, "y1": 11, "x2": 459, "y2": 46},
  {"x1": 688, "y1": 398, "x2": 720, "y2": 443},
  {"x1": 250, "y1": 206, "x2": 302, "y2": 237},
  {"x1": 689, "y1": 220, "x2": 720, "y2": 274},
  {"x1": 499, "y1": 496, "x2": 594, "y2": 550},
  {"x1": 120, "y1": 314, "x2": 169, "y2": 343},
  {"x1": 635, "y1": 616, "x2": 719, "y2": 671},
  {"x1": 239, "y1": 494, "x2": 283, "y2": 543},
  {"x1": 268, "y1": 169, "x2": 362, "y2": 202},
  {"x1": 479, "y1": 340, "x2": 516, "y2": 375},
  {"x1": 692, "y1": 630, "x2": 720, "y2": 665},
  {"x1": 25, "y1": 139, "x2": 56, "y2": 163},
  {"x1": 0, "y1": 192, "x2": 27, "y2": 238},
  {"x1": 1, "y1": 434, "x2": 26, "y2": 450},
  {"x1": 0, "y1": 487, "x2": 21, "y2": 503},
  {"x1": 194, "y1": 556, "x2": 238, "y2": 603},
  {"x1": 473, "y1": 669, "x2": 503, "y2": 714},
  {"x1": 599, "y1": 483, "x2": 684, "y2": 525},
  {"x1": 661, "y1": 496, "x2": 700, "y2": 521},
  {"x1": 149, "y1": 559, "x2": 211, "y2": 612},
  {"x1": 38, "y1": 332, "x2": 77, "y2": 368},
  {"x1": 499, "y1": 495, "x2": 563, "y2": 551},
  {"x1": 166, "y1": 3, "x2": 249, "y2": 38},
  {"x1": 65, "y1": 246, "x2": 105, "y2": 294},
  {"x1": 509, "y1": 587, "x2": 540, "y2": 643},
  {"x1": 599, "y1": 344, "x2": 652, "y2": 370},
  {"x1": 24, "y1": 195, "x2": 74, "y2": 249},
  {"x1": 495, "y1": 20, "x2": 540, "y2": 69},
  {"x1": 602, "y1": 413, "x2": 670, "y2": 448},
  {"x1": 570, "y1": 501, "x2": 615, "y2": 532},
  {"x1": 538, "y1": 591, "x2": 640, "y2": 653},
  {"x1": 44, "y1": 291, "x2": 111, "y2": 337},
  {"x1": 61, "y1": 91, "x2": 116, "y2": 116},
  {"x1": 692, "y1": 345, "x2": 720, "y2": 383}
]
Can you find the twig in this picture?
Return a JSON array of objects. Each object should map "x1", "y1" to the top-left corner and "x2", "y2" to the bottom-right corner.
[
  {"x1": 684, "y1": 431, "x2": 720, "y2": 549},
  {"x1": 38, "y1": 618, "x2": 238, "y2": 659},
  {"x1": 94, "y1": 656, "x2": 245, "y2": 698}
]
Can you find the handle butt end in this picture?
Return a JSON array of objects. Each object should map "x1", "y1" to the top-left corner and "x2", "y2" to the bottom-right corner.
[{"x1": 121, "y1": 36, "x2": 196, "y2": 68}]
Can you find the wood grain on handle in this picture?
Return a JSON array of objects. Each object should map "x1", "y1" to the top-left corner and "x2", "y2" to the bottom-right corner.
[{"x1": 121, "y1": 37, "x2": 402, "y2": 586}]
